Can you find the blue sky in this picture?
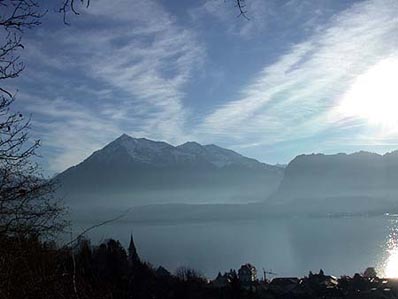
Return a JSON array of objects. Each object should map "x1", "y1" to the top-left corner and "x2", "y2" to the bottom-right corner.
[{"x1": 8, "y1": 0, "x2": 398, "y2": 174}]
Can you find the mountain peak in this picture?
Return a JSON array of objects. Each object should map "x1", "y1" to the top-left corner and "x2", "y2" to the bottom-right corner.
[
  {"x1": 116, "y1": 133, "x2": 132, "y2": 141},
  {"x1": 177, "y1": 141, "x2": 204, "y2": 154},
  {"x1": 178, "y1": 141, "x2": 202, "y2": 148},
  {"x1": 112, "y1": 134, "x2": 169, "y2": 148}
]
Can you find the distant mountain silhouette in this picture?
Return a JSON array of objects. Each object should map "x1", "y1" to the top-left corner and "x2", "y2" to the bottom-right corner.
[
  {"x1": 55, "y1": 134, "x2": 283, "y2": 208},
  {"x1": 270, "y1": 151, "x2": 398, "y2": 214}
]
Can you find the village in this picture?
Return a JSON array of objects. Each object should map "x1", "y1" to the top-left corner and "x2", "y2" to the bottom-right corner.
[{"x1": 208, "y1": 263, "x2": 398, "y2": 298}]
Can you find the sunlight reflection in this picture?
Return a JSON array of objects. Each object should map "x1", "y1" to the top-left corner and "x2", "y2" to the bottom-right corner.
[
  {"x1": 385, "y1": 249, "x2": 398, "y2": 278},
  {"x1": 383, "y1": 218, "x2": 398, "y2": 278}
]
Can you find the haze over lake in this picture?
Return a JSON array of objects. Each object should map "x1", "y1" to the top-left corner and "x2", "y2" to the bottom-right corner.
[{"x1": 75, "y1": 214, "x2": 398, "y2": 278}]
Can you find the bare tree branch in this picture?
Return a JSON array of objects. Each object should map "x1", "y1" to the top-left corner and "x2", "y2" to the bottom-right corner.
[
  {"x1": 236, "y1": 0, "x2": 250, "y2": 20},
  {"x1": 63, "y1": 208, "x2": 132, "y2": 248},
  {"x1": 59, "y1": 0, "x2": 90, "y2": 25}
]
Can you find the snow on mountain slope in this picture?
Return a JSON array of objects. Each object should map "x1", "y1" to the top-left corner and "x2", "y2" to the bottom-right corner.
[{"x1": 85, "y1": 134, "x2": 276, "y2": 170}]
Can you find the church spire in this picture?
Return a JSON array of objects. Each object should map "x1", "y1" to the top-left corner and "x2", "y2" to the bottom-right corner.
[{"x1": 128, "y1": 234, "x2": 140, "y2": 265}]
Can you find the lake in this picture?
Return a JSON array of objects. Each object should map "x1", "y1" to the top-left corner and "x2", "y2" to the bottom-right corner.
[{"x1": 73, "y1": 215, "x2": 398, "y2": 279}]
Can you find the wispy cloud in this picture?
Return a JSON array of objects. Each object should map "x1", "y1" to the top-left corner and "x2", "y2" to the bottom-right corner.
[
  {"x1": 196, "y1": 0, "x2": 398, "y2": 150},
  {"x1": 17, "y1": 0, "x2": 204, "y2": 172},
  {"x1": 18, "y1": 94, "x2": 120, "y2": 172}
]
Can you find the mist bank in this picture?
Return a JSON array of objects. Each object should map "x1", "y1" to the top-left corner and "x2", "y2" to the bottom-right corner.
[{"x1": 69, "y1": 197, "x2": 398, "y2": 227}]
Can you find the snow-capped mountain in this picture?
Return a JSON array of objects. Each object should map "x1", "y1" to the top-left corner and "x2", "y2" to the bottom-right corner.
[
  {"x1": 85, "y1": 134, "x2": 197, "y2": 167},
  {"x1": 55, "y1": 134, "x2": 283, "y2": 206},
  {"x1": 83, "y1": 134, "x2": 274, "y2": 170}
]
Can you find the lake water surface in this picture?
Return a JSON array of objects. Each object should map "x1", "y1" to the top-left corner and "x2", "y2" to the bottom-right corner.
[{"x1": 76, "y1": 215, "x2": 398, "y2": 279}]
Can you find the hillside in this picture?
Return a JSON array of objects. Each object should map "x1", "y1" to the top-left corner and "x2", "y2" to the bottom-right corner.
[{"x1": 270, "y1": 151, "x2": 398, "y2": 214}]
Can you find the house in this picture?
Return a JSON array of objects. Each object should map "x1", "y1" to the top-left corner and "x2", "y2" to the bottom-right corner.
[
  {"x1": 211, "y1": 272, "x2": 230, "y2": 288},
  {"x1": 211, "y1": 269, "x2": 238, "y2": 288},
  {"x1": 306, "y1": 269, "x2": 338, "y2": 288},
  {"x1": 238, "y1": 263, "x2": 257, "y2": 285}
]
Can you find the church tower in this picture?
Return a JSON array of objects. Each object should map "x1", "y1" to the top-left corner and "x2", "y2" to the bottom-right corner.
[{"x1": 128, "y1": 234, "x2": 140, "y2": 265}]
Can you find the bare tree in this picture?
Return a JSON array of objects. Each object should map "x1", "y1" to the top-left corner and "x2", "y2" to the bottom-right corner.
[
  {"x1": 175, "y1": 266, "x2": 205, "y2": 282},
  {"x1": 0, "y1": 5, "x2": 67, "y2": 299},
  {"x1": 0, "y1": 1, "x2": 44, "y2": 83},
  {"x1": 0, "y1": 133, "x2": 66, "y2": 237},
  {"x1": 0, "y1": 1, "x2": 65, "y2": 238}
]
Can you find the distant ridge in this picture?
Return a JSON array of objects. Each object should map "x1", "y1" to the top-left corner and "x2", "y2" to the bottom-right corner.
[{"x1": 269, "y1": 150, "x2": 398, "y2": 214}]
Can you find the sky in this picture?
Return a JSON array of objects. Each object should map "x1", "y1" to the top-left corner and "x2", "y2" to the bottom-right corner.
[{"x1": 7, "y1": 0, "x2": 398, "y2": 174}]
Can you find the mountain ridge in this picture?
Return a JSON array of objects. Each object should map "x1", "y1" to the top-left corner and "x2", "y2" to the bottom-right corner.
[
  {"x1": 55, "y1": 134, "x2": 284, "y2": 207},
  {"x1": 78, "y1": 133, "x2": 278, "y2": 170}
]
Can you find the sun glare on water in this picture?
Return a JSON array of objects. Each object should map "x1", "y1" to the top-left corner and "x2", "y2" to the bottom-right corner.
[
  {"x1": 339, "y1": 57, "x2": 398, "y2": 132},
  {"x1": 382, "y1": 221, "x2": 398, "y2": 278},
  {"x1": 385, "y1": 249, "x2": 398, "y2": 278}
]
